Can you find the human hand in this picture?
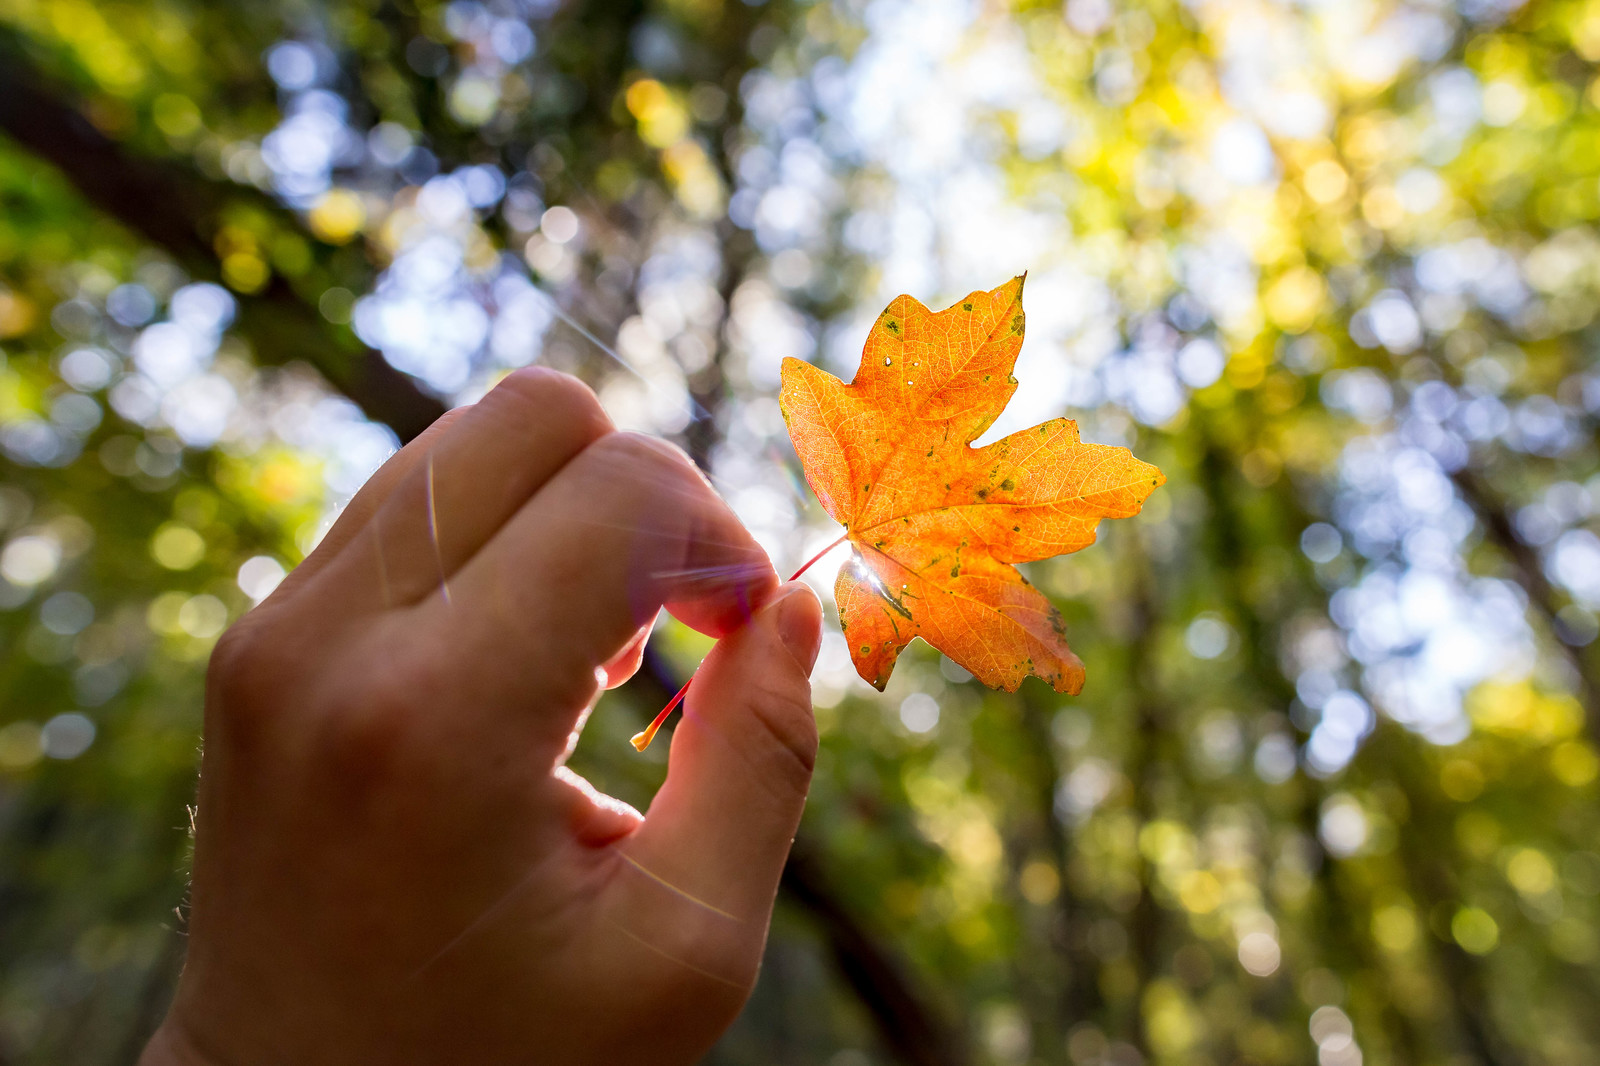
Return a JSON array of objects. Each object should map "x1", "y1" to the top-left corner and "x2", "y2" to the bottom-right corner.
[{"x1": 140, "y1": 369, "x2": 824, "y2": 1065}]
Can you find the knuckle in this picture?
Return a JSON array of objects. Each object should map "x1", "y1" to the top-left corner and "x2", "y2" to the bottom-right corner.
[
  {"x1": 311, "y1": 637, "x2": 440, "y2": 780},
  {"x1": 206, "y1": 617, "x2": 257, "y2": 694},
  {"x1": 310, "y1": 712, "x2": 399, "y2": 788},
  {"x1": 312, "y1": 699, "x2": 407, "y2": 784},
  {"x1": 206, "y1": 615, "x2": 288, "y2": 722}
]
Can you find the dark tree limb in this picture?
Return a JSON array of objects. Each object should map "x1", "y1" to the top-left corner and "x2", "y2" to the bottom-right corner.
[
  {"x1": 1120, "y1": 535, "x2": 1167, "y2": 1061},
  {"x1": 1195, "y1": 428, "x2": 1433, "y2": 1065},
  {"x1": 780, "y1": 847, "x2": 967, "y2": 1066},
  {"x1": 634, "y1": 648, "x2": 966, "y2": 1066},
  {"x1": 1380, "y1": 728, "x2": 1525, "y2": 1066},
  {"x1": 1017, "y1": 683, "x2": 1102, "y2": 1031},
  {"x1": 0, "y1": 35, "x2": 447, "y2": 442},
  {"x1": 1450, "y1": 466, "x2": 1600, "y2": 747}
]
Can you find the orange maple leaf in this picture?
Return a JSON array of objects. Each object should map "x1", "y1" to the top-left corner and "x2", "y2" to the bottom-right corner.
[{"x1": 779, "y1": 275, "x2": 1165, "y2": 694}]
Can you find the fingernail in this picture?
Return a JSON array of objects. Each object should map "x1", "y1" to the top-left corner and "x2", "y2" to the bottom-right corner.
[{"x1": 770, "y1": 582, "x2": 823, "y2": 673}]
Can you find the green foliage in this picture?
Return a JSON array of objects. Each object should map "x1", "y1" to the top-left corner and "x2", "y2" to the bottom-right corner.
[{"x1": 3, "y1": 0, "x2": 1600, "y2": 1064}]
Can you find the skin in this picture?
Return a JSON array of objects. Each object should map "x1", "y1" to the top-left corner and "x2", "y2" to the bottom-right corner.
[{"x1": 139, "y1": 368, "x2": 825, "y2": 1065}]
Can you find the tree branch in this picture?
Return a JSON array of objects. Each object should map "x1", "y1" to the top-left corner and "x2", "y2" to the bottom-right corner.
[
  {"x1": 1120, "y1": 535, "x2": 1167, "y2": 1060},
  {"x1": 780, "y1": 846, "x2": 967, "y2": 1066},
  {"x1": 1017, "y1": 683, "x2": 1102, "y2": 1030},
  {"x1": 633, "y1": 647, "x2": 966, "y2": 1066},
  {"x1": 0, "y1": 35, "x2": 447, "y2": 442},
  {"x1": 1381, "y1": 727, "x2": 1526, "y2": 1066},
  {"x1": 1450, "y1": 466, "x2": 1600, "y2": 748},
  {"x1": 1196, "y1": 428, "x2": 1433, "y2": 1063}
]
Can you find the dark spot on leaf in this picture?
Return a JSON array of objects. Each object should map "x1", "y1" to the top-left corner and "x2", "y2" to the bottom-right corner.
[
  {"x1": 1001, "y1": 478, "x2": 1015, "y2": 491},
  {"x1": 950, "y1": 565, "x2": 960, "y2": 578},
  {"x1": 885, "y1": 320, "x2": 900, "y2": 334},
  {"x1": 882, "y1": 589, "x2": 914, "y2": 620},
  {"x1": 860, "y1": 645, "x2": 870, "y2": 655},
  {"x1": 1012, "y1": 525, "x2": 1021, "y2": 532},
  {"x1": 976, "y1": 488, "x2": 989, "y2": 499},
  {"x1": 962, "y1": 302, "x2": 973, "y2": 311},
  {"x1": 1011, "y1": 314, "x2": 1023, "y2": 333},
  {"x1": 1007, "y1": 375, "x2": 1018, "y2": 385}
]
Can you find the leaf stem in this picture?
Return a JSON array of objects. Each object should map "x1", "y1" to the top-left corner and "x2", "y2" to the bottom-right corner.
[
  {"x1": 630, "y1": 533, "x2": 850, "y2": 752},
  {"x1": 788, "y1": 533, "x2": 848, "y2": 581},
  {"x1": 630, "y1": 675, "x2": 693, "y2": 752}
]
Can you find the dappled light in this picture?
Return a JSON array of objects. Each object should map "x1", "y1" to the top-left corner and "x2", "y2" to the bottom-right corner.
[{"x1": 1, "y1": 0, "x2": 1599, "y2": 1063}]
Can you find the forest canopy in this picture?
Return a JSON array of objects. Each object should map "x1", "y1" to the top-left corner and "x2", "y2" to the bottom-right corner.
[{"x1": 1, "y1": 0, "x2": 1598, "y2": 1064}]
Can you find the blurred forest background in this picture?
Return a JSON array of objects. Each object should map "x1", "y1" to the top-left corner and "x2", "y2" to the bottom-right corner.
[{"x1": 2, "y1": 0, "x2": 1599, "y2": 1063}]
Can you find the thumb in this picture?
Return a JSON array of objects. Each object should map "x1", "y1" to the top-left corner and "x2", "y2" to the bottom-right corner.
[{"x1": 626, "y1": 582, "x2": 823, "y2": 923}]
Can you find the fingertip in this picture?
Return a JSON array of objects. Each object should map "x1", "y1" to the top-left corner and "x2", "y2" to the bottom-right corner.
[
  {"x1": 770, "y1": 583, "x2": 823, "y2": 674},
  {"x1": 553, "y1": 766, "x2": 643, "y2": 847},
  {"x1": 600, "y1": 623, "x2": 653, "y2": 689}
]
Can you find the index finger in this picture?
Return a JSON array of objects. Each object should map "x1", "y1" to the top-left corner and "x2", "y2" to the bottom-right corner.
[{"x1": 422, "y1": 432, "x2": 779, "y2": 729}]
